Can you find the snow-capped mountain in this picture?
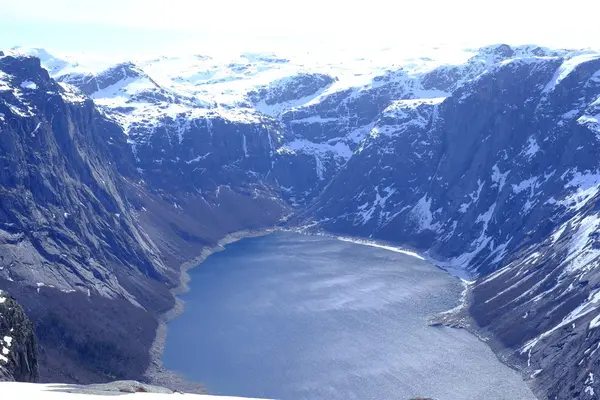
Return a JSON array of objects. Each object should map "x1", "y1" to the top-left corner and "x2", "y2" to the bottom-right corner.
[
  {"x1": 20, "y1": 44, "x2": 572, "y2": 206},
  {"x1": 306, "y1": 49, "x2": 600, "y2": 400},
  {"x1": 2, "y1": 43, "x2": 600, "y2": 398}
]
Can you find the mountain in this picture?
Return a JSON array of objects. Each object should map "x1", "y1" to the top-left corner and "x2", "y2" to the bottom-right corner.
[
  {"x1": 304, "y1": 50, "x2": 600, "y2": 399},
  {"x1": 0, "y1": 51, "x2": 287, "y2": 383},
  {"x1": 2, "y1": 44, "x2": 600, "y2": 398}
]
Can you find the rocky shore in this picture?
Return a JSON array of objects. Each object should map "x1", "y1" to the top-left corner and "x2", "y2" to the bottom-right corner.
[
  {"x1": 144, "y1": 229, "x2": 277, "y2": 393},
  {"x1": 428, "y1": 283, "x2": 534, "y2": 392}
]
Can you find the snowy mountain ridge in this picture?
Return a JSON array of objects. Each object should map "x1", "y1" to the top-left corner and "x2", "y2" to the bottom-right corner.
[
  {"x1": 9, "y1": 44, "x2": 580, "y2": 127},
  {"x1": 8, "y1": 45, "x2": 589, "y2": 190}
]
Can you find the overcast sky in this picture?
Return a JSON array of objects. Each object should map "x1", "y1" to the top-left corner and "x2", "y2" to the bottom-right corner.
[{"x1": 2, "y1": 0, "x2": 600, "y2": 56}]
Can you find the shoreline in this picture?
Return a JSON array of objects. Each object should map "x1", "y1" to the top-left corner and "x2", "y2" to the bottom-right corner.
[
  {"x1": 143, "y1": 227, "x2": 537, "y2": 398},
  {"x1": 293, "y1": 229, "x2": 539, "y2": 398},
  {"x1": 144, "y1": 228, "x2": 278, "y2": 393},
  {"x1": 427, "y1": 283, "x2": 539, "y2": 399}
]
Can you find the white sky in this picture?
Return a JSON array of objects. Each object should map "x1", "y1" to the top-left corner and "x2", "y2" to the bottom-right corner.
[{"x1": 2, "y1": 0, "x2": 600, "y2": 56}]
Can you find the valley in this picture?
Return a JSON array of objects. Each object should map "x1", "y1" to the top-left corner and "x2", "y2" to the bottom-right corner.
[{"x1": 1, "y1": 43, "x2": 600, "y2": 398}]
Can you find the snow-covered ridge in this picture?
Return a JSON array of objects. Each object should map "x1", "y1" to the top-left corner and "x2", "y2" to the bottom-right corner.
[
  {"x1": 6, "y1": 43, "x2": 600, "y2": 212},
  {"x1": 9, "y1": 44, "x2": 582, "y2": 129},
  {"x1": 6, "y1": 44, "x2": 593, "y2": 184}
]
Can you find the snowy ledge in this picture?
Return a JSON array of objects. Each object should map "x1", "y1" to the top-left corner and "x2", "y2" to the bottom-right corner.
[
  {"x1": 334, "y1": 236, "x2": 425, "y2": 260},
  {"x1": 0, "y1": 382, "x2": 268, "y2": 399}
]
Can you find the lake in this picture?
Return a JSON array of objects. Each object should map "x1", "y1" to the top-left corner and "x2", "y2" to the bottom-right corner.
[{"x1": 162, "y1": 232, "x2": 535, "y2": 400}]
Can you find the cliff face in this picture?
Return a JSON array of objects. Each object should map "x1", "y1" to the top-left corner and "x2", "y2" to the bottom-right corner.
[
  {"x1": 0, "y1": 54, "x2": 169, "y2": 382},
  {"x1": 0, "y1": 54, "x2": 287, "y2": 383},
  {"x1": 304, "y1": 53, "x2": 600, "y2": 398},
  {"x1": 0, "y1": 290, "x2": 38, "y2": 382},
  {"x1": 306, "y1": 53, "x2": 600, "y2": 398}
]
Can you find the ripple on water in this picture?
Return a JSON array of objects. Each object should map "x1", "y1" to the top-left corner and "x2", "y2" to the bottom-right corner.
[{"x1": 163, "y1": 232, "x2": 536, "y2": 400}]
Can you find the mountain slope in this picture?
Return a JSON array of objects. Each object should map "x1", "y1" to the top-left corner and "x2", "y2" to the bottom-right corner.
[
  {"x1": 305, "y1": 49, "x2": 600, "y2": 398},
  {"x1": 0, "y1": 53, "x2": 287, "y2": 383}
]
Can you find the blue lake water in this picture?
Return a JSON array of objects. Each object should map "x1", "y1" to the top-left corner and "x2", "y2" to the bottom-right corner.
[{"x1": 163, "y1": 232, "x2": 535, "y2": 400}]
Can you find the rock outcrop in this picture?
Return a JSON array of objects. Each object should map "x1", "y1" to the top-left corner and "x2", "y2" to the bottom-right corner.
[{"x1": 0, "y1": 290, "x2": 38, "y2": 382}]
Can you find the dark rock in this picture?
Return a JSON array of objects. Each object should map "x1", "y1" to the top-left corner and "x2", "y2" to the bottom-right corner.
[
  {"x1": 248, "y1": 73, "x2": 336, "y2": 106},
  {"x1": 0, "y1": 291, "x2": 38, "y2": 382}
]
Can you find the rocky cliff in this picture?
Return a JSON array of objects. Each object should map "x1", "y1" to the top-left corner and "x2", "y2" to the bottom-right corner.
[
  {"x1": 0, "y1": 290, "x2": 38, "y2": 382},
  {"x1": 305, "y1": 49, "x2": 600, "y2": 399},
  {"x1": 0, "y1": 53, "x2": 287, "y2": 383}
]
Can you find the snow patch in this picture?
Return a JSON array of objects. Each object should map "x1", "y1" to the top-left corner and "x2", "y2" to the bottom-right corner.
[
  {"x1": 578, "y1": 113, "x2": 600, "y2": 138},
  {"x1": 30, "y1": 122, "x2": 41, "y2": 138},
  {"x1": 411, "y1": 195, "x2": 441, "y2": 232},
  {"x1": 185, "y1": 153, "x2": 211, "y2": 164},
  {"x1": 58, "y1": 82, "x2": 87, "y2": 103},
  {"x1": 562, "y1": 215, "x2": 600, "y2": 274},
  {"x1": 336, "y1": 236, "x2": 424, "y2": 260},
  {"x1": 551, "y1": 224, "x2": 567, "y2": 244},
  {"x1": 20, "y1": 80, "x2": 37, "y2": 90},
  {"x1": 521, "y1": 137, "x2": 540, "y2": 160},
  {"x1": 459, "y1": 179, "x2": 484, "y2": 213},
  {"x1": 315, "y1": 154, "x2": 324, "y2": 180},
  {"x1": 0, "y1": 382, "x2": 266, "y2": 399},
  {"x1": 543, "y1": 53, "x2": 600, "y2": 93},
  {"x1": 512, "y1": 176, "x2": 539, "y2": 195},
  {"x1": 590, "y1": 313, "x2": 600, "y2": 329},
  {"x1": 491, "y1": 164, "x2": 510, "y2": 191},
  {"x1": 278, "y1": 139, "x2": 353, "y2": 160},
  {"x1": 476, "y1": 203, "x2": 496, "y2": 233},
  {"x1": 241, "y1": 134, "x2": 248, "y2": 157},
  {"x1": 585, "y1": 386, "x2": 595, "y2": 397},
  {"x1": 0, "y1": 71, "x2": 11, "y2": 92},
  {"x1": 559, "y1": 170, "x2": 600, "y2": 211},
  {"x1": 434, "y1": 203, "x2": 497, "y2": 274},
  {"x1": 354, "y1": 186, "x2": 397, "y2": 226}
]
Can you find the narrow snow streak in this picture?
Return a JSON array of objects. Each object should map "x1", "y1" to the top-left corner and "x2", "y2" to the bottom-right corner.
[{"x1": 336, "y1": 236, "x2": 425, "y2": 260}]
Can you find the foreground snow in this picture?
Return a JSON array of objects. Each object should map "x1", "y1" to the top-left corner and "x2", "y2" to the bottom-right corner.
[{"x1": 0, "y1": 382, "x2": 267, "y2": 400}]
